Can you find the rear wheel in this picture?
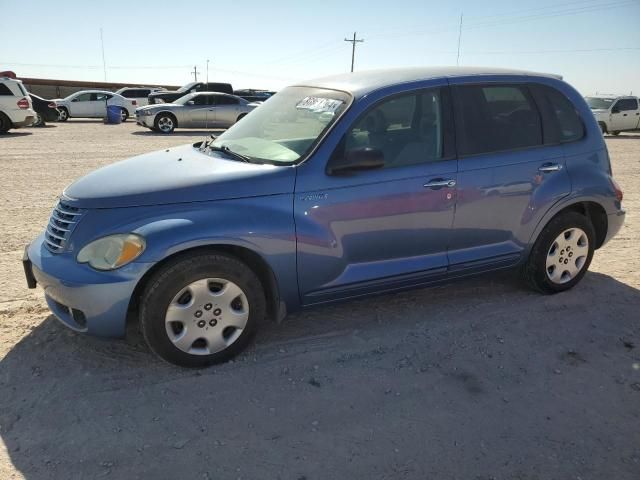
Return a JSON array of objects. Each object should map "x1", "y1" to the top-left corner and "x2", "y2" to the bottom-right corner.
[
  {"x1": 33, "y1": 112, "x2": 45, "y2": 127},
  {"x1": 236, "y1": 113, "x2": 247, "y2": 123},
  {"x1": 58, "y1": 108, "x2": 69, "y2": 122},
  {"x1": 522, "y1": 211, "x2": 595, "y2": 294},
  {"x1": 611, "y1": 131, "x2": 620, "y2": 136},
  {"x1": 140, "y1": 253, "x2": 266, "y2": 367},
  {"x1": 0, "y1": 112, "x2": 12, "y2": 133},
  {"x1": 120, "y1": 108, "x2": 129, "y2": 122},
  {"x1": 154, "y1": 113, "x2": 176, "y2": 133}
]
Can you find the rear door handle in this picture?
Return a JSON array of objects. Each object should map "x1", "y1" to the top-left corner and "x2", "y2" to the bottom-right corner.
[
  {"x1": 538, "y1": 163, "x2": 562, "y2": 173},
  {"x1": 424, "y1": 178, "x2": 456, "y2": 189}
]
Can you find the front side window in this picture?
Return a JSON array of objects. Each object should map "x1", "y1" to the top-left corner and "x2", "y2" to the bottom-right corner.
[
  {"x1": 614, "y1": 98, "x2": 638, "y2": 111},
  {"x1": 343, "y1": 89, "x2": 444, "y2": 168},
  {"x1": 453, "y1": 84, "x2": 542, "y2": 156},
  {"x1": 73, "y1": 93, "x2": 92, "y2": 102},
  {"x1": 207, "y1": 86, "x2": 350, "y2": 164}
]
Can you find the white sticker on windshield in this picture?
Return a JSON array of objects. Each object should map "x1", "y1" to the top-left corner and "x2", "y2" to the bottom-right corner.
[{"x1": 296, "y1": 96, "x2": 344, "y2": 114}]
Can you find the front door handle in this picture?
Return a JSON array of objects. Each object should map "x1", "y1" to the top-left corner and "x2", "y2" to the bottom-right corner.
[
  {"x1": 424, "y1": 178, "x2": 456, "y2": 189},
  {"x1": 538, "y1": 163, "x2": 562, "y2": 173}
]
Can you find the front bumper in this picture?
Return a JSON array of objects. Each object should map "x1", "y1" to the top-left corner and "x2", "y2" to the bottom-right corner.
[
  {"x1": 136, "y1": 114, "x2": 155, "y2": 128},
  {"x1": 25, "y1": 234, "x2": 154, "y2": 337}
]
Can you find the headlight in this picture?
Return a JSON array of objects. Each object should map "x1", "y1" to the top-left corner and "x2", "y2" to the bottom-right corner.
[
  {"x1": 77, "y1": 234, "x2": 145, "y2": 271},
  {"x1": 143, "y1": 110, "x2": 154, "y2": 116}
]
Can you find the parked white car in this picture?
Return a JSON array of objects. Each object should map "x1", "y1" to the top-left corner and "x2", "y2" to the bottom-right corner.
[
  {"x1": 115, "y1": 86, "x2": 166, "y2": 107},
  {"x1": 53, "y1": 90, "x2": 137, "y2": 122},
  {"x1": 586, "y1": 95, "x2": 640, "y2": 135},
  {"x1": 0, "y1": 75, "x2": 37, "y2": 133}
]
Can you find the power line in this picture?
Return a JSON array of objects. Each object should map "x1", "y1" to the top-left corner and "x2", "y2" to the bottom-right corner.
[{"x1": 344, "y1": 32, "x2": 364, "y2": 73}]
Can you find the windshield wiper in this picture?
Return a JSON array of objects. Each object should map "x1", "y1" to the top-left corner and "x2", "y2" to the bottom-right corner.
[{"x1": 208, "y1": 144, "x2": 252, "y2": 163}]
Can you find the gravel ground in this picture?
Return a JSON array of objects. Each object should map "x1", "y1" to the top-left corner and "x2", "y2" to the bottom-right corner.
[{"x1": 0, "y1": 121, "x2": 639, "y2": 480}]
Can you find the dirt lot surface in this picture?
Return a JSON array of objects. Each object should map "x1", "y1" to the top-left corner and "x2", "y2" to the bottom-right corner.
[{"x1": 0, "y1": 121, "x2": 639, "y2": 479}]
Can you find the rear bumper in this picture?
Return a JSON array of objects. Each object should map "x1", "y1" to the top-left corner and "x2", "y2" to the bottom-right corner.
[
  {"x1": 8, "y1": 108, "x2": 37, "y2": 127},
  {"x1": 602, "y1": 209, "x2": 626, "y2": 246},
  {"x1": 26, "y1": 234, "x2": 154, "y2": 337}
]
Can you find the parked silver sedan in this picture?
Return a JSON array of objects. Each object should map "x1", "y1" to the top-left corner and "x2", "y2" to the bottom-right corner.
[{"x1": 135, "y1": 92, "x2": 257, "y2": 133}]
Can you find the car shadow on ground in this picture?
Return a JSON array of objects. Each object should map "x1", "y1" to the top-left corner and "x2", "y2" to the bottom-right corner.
[
  {"x1": 131, "y1": 129, "x2": 226, "y2": 137},
  {"x1": 0, "y1": 131, "x2": 33, "y2": 138},
  {"x1": 1, "y1": 271, "x2": 639, "y2": 479},
  {"x1": 606, "y1": 134, "x2": 640, "y2": 139}
]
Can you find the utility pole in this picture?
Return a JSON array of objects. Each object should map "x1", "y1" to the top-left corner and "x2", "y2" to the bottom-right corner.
[
  {"x1": 100, "y1": 28, "x2": 107, "y2": 81},
  {"x1": 344, "y1": 32, "x2": 364, "y2": 73},
  {"x1": 456, "y1": 13, "x2": 463, "y2": 66},
  {"x1": 192, "y1": 65, "x2": 199, "y2": 82},
  {"x1": 206, "y1": 59, "x2": 210, "y2": 85}
]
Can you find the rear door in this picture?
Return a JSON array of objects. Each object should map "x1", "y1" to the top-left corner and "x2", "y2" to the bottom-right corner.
[
  {"x1": 294, "y1": 84, "x2": 458, "y2": 305},
  {"x1": 93, "y1": 93, "x2": 112, "y2": 117},
  {"x1": 447, "y1": 80, "x2": 570, "y2": 271},
  {"x1": 186, "y1": 94, "x2": 211, "y2": 127},
  {"x1": 213, "y1": 95, "x2": 241, "y2": 127}
]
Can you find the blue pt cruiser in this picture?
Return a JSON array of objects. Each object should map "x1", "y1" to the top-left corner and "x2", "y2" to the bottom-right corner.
[{"x1": 24, "y1": 67, "x2": 625, "y2": 367}]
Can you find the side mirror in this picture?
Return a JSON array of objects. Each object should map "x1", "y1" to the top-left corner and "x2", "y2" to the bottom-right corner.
[{"x1": 327, "y1": 147, "x2": 384, "y2": 175}]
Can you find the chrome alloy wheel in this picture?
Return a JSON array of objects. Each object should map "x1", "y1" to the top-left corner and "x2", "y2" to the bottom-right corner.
[
  {"x1": 157, "y1": 116, "x2": 174, "y2": 132},
  {"x1": 545, "y1": 228, "x2": 589, "y2": 284},
  {"x1": 165, "y1": 278, "x2": 249, "y2": 355}
]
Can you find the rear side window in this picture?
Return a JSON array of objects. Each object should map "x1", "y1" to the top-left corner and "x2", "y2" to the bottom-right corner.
[
  {"x1": 215, "y1": 96, "x2": 240, "y2": 106},
  {"x1": 453, "y1": 84, "x2": 542, "y2": 156},
  {"x1": 614, "y1": 98, "x2": 638, "y2": 111},
  {"x1": 0, "y1": 84, "x2": 13, "y2": 95},
  {"x1": 530, "y1": 84, "x2": 584, "y2": 144}
]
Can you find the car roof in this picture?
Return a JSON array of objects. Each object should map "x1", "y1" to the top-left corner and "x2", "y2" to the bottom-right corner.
[{"x1": 296, "y1": 66, "x2": 563, "y2": 97}]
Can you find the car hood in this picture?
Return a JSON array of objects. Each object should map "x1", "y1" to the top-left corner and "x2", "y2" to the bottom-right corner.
[{"x1": 62, "y1": 143, "x2": 296, "y2": 208}]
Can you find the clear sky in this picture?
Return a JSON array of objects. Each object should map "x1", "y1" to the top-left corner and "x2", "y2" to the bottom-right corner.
[{"x1": 1, "y1": 0, "x2": 639, "y2": 95}]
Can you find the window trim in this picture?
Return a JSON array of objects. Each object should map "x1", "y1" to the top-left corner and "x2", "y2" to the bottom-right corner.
[
  {"x1": 451, "y1": 82, "x2": 545, "y2": 159},
  {"x1": 329, "y1": 86, "x2": 456, "y2": 171}
]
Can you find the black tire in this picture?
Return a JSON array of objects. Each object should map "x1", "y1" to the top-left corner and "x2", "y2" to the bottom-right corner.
[
  {"x1": 120, "y1": 108, "x2": 129, "y2": 122},
  {"x1": 522, "y1": 211, "x2": 595, "y2": 294},
  {"x1": 611, "y1": 131, "x2": 620, "y2": 136},
  {"x1": 236, "y1": 113, "x2": 247, "y2": 123},
  {"x1": 33, "y1": 112, "x2": 45, "y2": 127},
  {"x1": 154, "y1": 113, "x2": 176, "y2": 133},
  {"x1": 0, "y1": 112, "x2": 11, "y2": 133},
  {"x1": 599, "y1": 122, "x2": 607, "y2": 135},
  {"x1": 58, "y1": 107, "x2": 69, "y2": 122},
  {"x1": 140, "y1": 252, "x2": 266, "y2": 368}
]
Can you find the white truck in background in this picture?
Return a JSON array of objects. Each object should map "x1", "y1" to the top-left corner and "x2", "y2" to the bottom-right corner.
[{"x1": 585, "y1": 95, "x2": 640, "y2": 135}]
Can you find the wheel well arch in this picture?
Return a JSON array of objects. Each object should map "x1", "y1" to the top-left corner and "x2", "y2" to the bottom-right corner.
[
  {"x1": 155, "y1": 111, "x2": 178, "y2": 127},
  {"x1": 550, "y1": 201, "x2": 608, "y2": 249},
  {"x1": 127, "y1": 244, "x2": 281, "y2": 326}
]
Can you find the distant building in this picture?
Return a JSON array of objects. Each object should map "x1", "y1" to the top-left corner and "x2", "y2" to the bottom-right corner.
[{"x1": 16, "y1": 77, "x2": 179, "y2": 98}]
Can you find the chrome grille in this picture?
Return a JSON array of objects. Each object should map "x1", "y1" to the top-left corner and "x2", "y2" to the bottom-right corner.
[{"x1": 45, "y1": 201, "x2": 84, "y2": 253}]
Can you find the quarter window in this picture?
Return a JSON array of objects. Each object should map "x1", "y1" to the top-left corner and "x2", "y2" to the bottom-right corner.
[
  {"x1": 343, "y1": 89, "x2": 445, "y2": 168},
  {"x1": 453, "y1": 84, "x2": 542, "y2": 156}
]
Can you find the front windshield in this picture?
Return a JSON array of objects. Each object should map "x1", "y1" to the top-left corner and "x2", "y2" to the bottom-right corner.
[
  {"x1": 174, "y1": 93, "x2": 196, "y2": 105},
  {"x1": 208, "y1": 86, "x2": 351, "y2": 164},
  {"x1": 177, "y1": 82, "x2": 197, "y2": 93},
  {"x1": 585, "y1": 97, "x2": 615, "y2": 110}
]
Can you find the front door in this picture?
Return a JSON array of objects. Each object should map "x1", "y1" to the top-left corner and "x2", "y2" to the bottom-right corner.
[
  {"x1": 69, "y1": 93, "x2": 93, "y2": 117},
  {"x1": 294, "y1": 86, "x2": 457, "y2": 305},
  {"x1": 184, "y1": 94, "x2": 211, "y2": 128}
]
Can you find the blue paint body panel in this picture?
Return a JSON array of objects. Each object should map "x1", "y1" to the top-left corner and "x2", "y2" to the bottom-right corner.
[{"x1": 26, "y1": 67, "x2": 626, "y2": 337}]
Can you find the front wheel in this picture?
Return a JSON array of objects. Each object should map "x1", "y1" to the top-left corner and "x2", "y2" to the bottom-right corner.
[
  {"x1": 140, "y1": 253, "x2": 266, "y2": 367},
  {"x1": 522, "y1": 211, "x2": 595, "y2": 294},
  {"x1": 154, "y1": 114, "x2": 176, "y2": 133}
]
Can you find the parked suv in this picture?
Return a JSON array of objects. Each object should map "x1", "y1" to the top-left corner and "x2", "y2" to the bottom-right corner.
[
  {"x1": 586, "y1": 95, "x2": 640, "y2": 135},
  {"x1": 0, "y1": 75, "x2": 36, "y2": 133},
  {"x1": 24, "y1": 67, "x2": 625, "y2": 367}
]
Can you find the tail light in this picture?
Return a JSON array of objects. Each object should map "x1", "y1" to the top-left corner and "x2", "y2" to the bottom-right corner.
[
  {"x1": 48, "y1": 102, "x2": 56, "y2": 108},
  {"x1": 17, "y1": 98, "x2": 29, "y2": 109},
  {"x1": 131, "y1": 100, "x2": 137, "y2": 106},
  {"x1": 610, "y1": 176, "x2": 624, "y2": 202}
]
